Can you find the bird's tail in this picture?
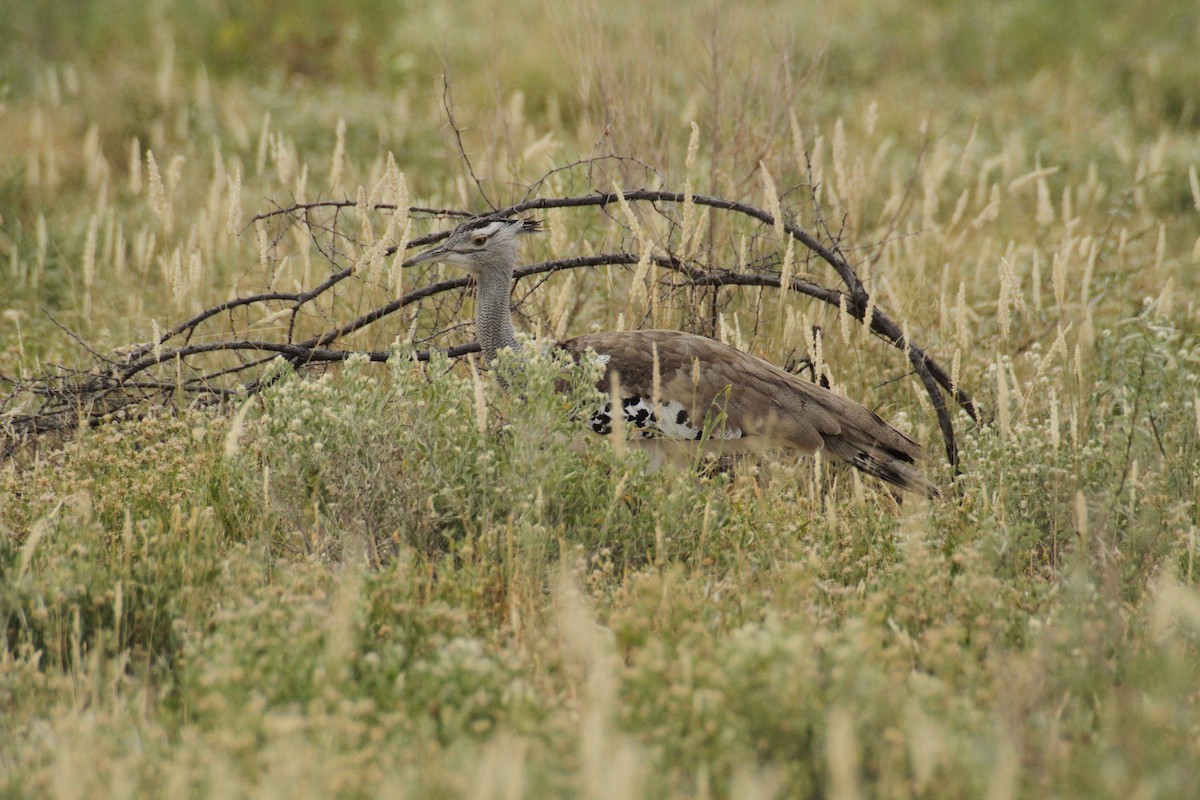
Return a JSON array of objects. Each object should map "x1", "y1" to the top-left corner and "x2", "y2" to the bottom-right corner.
[{"x1": 822, "y1": 434, "x2": 938, "y2": 498}]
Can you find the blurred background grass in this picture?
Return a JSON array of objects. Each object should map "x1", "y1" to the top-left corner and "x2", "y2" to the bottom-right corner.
[{"x1": 2, "y1": 1, "x2": 1200, "y2": 798}]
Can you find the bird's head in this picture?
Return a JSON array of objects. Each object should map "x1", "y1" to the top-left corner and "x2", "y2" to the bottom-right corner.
[{"x1": 403, "y1": 217, "x2": 540, "y2": 278}]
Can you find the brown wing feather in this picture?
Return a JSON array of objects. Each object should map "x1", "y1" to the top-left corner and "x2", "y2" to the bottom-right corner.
[{"x1": 560, "y1": 329, "x2": 932, "y2": 494}]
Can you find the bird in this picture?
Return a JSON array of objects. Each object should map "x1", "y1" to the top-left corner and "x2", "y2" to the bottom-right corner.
[{"x1": 403, "y1": 216, "x2": 934, "y2": 495}]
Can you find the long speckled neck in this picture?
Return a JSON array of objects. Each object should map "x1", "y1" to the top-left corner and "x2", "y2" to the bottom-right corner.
[{"x1": 474, "y1": 269, "x2": 518, "y2": 363}]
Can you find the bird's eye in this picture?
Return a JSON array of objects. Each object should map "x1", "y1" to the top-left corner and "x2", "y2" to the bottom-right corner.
[{"x1": 471, "y1": 235, "x2": 487, "y2": 247}]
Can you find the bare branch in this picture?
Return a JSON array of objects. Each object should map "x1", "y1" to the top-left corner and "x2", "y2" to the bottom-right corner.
[
  {"x1": 4, "y1": 181, "x2": 981, "y2": 470},
  {"x1": 441, "y1": 75, "x2": 496, "y2": 211}
]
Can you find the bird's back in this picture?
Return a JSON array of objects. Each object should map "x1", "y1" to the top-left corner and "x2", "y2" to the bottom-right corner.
[{"x1": 559, "y1": 329, "x2": 932, "y2": 494}]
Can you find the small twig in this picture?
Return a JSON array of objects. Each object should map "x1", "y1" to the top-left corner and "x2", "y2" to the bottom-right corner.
[
  {"x1": 250, "y1": 202, "x2": 469, "y2": 225},
  {"x1": 1115, "y1": 353, "x2": 1148, "y2": 498},
  {"x1": 41, "y1": 308, "x2": 115, "y2": 365},
  {"x1": 442, "y1": 75, "x2": 496, "y2": 211},
  {"x1": 1147, "y1": 411, "x2": 1167, "y2": 459},
  {"x1": 863, "y1": 123, "x2": 931, "y2": 272}
]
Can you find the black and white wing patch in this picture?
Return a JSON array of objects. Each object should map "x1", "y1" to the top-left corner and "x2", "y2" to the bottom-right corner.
[{"x1": 586, "y1": 397, "x2": 742, "y2": 441}]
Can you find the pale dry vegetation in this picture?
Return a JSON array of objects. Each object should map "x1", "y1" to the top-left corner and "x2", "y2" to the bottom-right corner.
[{"x1": 2, "y1": 1, "x2": 1200, "y2": 798}]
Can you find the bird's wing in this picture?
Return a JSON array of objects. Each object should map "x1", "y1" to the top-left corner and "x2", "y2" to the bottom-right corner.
[{"x1": 560, "y1": 329, "x2": 931, "y2": 493}]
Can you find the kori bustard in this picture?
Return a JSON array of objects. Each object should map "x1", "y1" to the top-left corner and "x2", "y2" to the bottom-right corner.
[{"x1": 404, "y1": 216, "x2": 934, "y2": 495}]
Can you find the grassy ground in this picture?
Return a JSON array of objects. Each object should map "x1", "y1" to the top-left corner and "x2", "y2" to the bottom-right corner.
[{"x1": 3, "y1": 1, "x2": 1200, "y2": 797}]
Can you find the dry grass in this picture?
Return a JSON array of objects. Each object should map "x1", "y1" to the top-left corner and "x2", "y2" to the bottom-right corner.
[{"x1": 3, "y1": 1, "x2": 1200, "y2": 797}]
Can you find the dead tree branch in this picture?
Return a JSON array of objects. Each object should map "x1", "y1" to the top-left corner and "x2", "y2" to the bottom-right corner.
[{"x1": 3, "y1": 182, "x2": 981, "y2": 468}]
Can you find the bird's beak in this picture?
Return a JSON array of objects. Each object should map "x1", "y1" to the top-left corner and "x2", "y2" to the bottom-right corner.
[{"x1": 401, "y1": 244, "x2": 447, "y2": 267}]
